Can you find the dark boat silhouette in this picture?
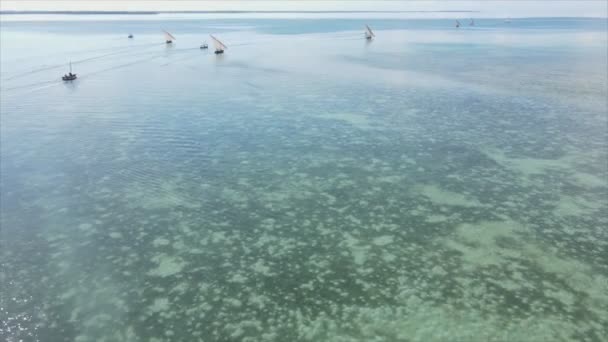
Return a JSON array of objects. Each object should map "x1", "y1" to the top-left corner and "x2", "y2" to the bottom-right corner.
[
  {"x1": 365, "y1": 25, "x2": 375, "y2": 40},
  {"x1": 62, "y1": 62, "x2": 77, "y2": 81}
]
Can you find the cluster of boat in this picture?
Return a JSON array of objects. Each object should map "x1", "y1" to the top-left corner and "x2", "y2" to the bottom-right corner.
[
  {"x1": 160, "y1": 30, "x2": 227, "y2": 53},
  {"x1": 62, "y1": 25, "x2": 377, "y2": 81},
  {"x1": 60, "y1": 19, "x2": 514, "y2": 82},
  {"x1": 153, "y1": 30, "x2": 227, "y2": 52}
]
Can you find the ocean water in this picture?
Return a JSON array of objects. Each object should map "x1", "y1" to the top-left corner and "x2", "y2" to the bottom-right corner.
[{"x1": 1, "y1": 16, "x2": 607, "y2": 342}]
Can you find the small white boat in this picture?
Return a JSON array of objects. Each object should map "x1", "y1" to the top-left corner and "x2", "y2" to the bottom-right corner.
[
  {"x1": 200, "y1": 43, "x2": 208, "y2": 49},
  {"x1": 364, "y1": 25, "x2": 375, "y2": 40},
  {"x1": 163, "y1": 30, "x2": 176, "y2": 44},
  {"x1": 210, "y1": 35, "x2": 227, "y2": 54}
]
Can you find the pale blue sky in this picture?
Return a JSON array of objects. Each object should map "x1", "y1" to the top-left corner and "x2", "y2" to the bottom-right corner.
[{"x1": 2, "y1": 1, "x2": 607, "y2": 17}]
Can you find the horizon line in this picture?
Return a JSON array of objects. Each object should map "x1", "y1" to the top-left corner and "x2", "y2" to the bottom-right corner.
[
  {"x1": 2, "y1": 10, "x2": 606, "y2": 19},
  {"x1": 1, "y1": 10, "x2": 483, "y2": 14}
]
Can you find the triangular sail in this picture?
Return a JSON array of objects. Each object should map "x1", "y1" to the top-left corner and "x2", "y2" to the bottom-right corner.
[
  {"x1": 365, "y1": 25, "x2": 375, "y2": 37},
  {"x1": 210, "y1": 35, "x2": 227, "y2": 51},
  {"x1": 163, "y1": 30, "x2": 176, "y2": 41}
]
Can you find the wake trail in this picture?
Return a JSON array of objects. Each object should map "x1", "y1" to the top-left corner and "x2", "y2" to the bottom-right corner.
[
  {"x1": 2, "y1": 42, "x2": 165, "y2": 81},
  {"x1": 2, "y1": 51, "x2": 172, "y2": 97}
]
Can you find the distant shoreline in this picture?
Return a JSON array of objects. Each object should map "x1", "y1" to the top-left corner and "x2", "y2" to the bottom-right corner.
[
  {"x1": 1, "y1": 11, "x2": 158, "y2": 15},
  {"x1": 0, "y1": 10, "x2": 480, "y2": 15},
  {"x1": 1, "y1": 11, "x2": 605, "y2": 19}
]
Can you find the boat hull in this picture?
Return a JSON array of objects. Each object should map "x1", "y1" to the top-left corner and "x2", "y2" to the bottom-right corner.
[{"x1": 214, "y1": 50, "x2": 224, "y2": 54}]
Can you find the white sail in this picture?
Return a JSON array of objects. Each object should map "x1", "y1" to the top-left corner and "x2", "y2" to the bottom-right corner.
[
  {"x1": 163, "y1": 30, "x2": 176, "y2": 41},
  {"x1": 365, "y1": 25, "x2": 375, "y2": 38},
  {"x1": 210, "y1": 35, "x2": 227, "y2": 51}
]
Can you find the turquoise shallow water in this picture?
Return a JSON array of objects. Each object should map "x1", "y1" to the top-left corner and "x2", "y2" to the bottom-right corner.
[{"x1": 1, "y1": 16, "x2": 607, "y2": 342}]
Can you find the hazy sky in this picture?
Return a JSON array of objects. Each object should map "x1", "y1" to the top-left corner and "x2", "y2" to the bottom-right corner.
[{"x1": 1, "y1": 1, "x2": 607, "y2": 17}]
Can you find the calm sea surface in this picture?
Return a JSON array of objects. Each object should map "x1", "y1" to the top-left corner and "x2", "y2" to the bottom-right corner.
[{"x1": 1, "y1": 15, "x2": 607, "y2": 342}]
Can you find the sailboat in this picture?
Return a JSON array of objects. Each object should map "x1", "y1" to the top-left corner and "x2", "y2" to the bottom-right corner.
[
  {"x1": 210, "y1": 35, "x2": 227, "y2": 54},
  {"x1": 469, "y1": 18, "x2": 475, "y2": 26},
  {"x1": 128, "y1": 33, "x2": 134, "y2": 38},
  {"x1": 62, "y1": 61, "x2": 77, "y2": 81},
  {"x1": 455, "y1": 20, "x2": 461, "y2": 28},
  {"x1": 200, "y1": 42, "x2": 208, "y2": 49},
  {"x1": 163, "y1": 30, "x2": 176, "y2": 44},
  {"x1": 364, "y1": 25, "x2": 375, "y2": 40}
]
